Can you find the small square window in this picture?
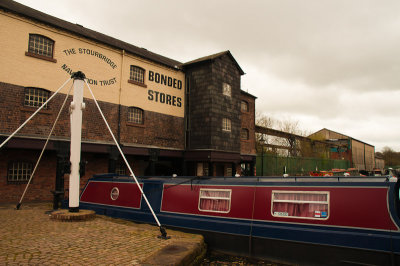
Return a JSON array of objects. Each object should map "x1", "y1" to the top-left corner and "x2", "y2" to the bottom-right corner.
[
  {"x1": 8, "y1": 161, "x2": 33, "y2": 182},
  {"x1": 222, "y1": 83, "x2": 231, "y2": 97},
  {"x1": 222, "y1": 118, "x2": 231, "y2": 132},
  {"x1": 198, "y1": 189, "x2": 231, "y2": 213}
]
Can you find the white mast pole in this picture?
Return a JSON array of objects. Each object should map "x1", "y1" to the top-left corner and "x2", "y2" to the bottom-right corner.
[{"x1": 69, "y1": 71, "x2": 86, "y2": 212}]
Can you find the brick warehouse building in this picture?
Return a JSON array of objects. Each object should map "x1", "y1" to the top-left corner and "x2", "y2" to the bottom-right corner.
[{"x1": 0, "y1": 0, "x2": 256, "y2": 203}]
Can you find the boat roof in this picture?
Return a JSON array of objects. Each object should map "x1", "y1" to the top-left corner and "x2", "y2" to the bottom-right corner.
[{"x1": 91, "y1": 174, "x2": 396, "y2": 185}]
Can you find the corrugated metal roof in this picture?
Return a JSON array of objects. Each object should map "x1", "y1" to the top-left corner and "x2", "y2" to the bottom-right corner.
[
  {"x1": 0, "y1": 0, "x2": 182, "y2": 70},
  {"x1": 310, "y1": 128, "x2": 374, "y2": 147}
]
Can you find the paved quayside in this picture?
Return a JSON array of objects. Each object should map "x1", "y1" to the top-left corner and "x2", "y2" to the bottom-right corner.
[{"x1": 0, "y1": 202, "x2": 205, "y2": 265}]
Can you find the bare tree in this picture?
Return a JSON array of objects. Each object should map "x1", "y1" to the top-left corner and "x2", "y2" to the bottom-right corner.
[{"x1": 256, "y1": 113, "x2": 307, "y2": 156}]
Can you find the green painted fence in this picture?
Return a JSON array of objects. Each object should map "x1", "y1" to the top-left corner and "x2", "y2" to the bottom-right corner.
[{"x1": 256, "y1": 153, "x2": 350, "y2": 176}]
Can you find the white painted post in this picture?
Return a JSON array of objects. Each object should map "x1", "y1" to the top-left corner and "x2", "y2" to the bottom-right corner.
[{"x1": 69, "y1": 71, "x2": 86, "y2": 212}]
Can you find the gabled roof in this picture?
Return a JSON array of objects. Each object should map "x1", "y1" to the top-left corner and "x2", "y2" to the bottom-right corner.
[
  {"x1": 0, "y1": 0, "x2": 182, "y2": 70},
  {"x1": 241, "y1": 90, "x2": 257, "y2": 99},
  {"x1": 182, "y1": 50, "x2": 245, "y2": 75},
  {"x1": 310, "y1": 128, "x2": 374, "y2": 147}
]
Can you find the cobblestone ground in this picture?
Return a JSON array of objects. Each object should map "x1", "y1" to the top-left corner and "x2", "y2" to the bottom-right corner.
[{"x1": 0, "y1": 202, "x2": 203, "y2": 265}]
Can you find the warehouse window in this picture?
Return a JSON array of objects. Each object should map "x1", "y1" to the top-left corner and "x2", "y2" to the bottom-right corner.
[
  {"x1": 222, "y1": 83, "x2": 231, "y2": 97},
  {"x1": 222, "y1": 118, "x2": 231, "y2": 132},
  {"x1": 24, "y1": 87, "x2": 50, "y2": 109},
  {"x1": 8, "y1": 161, "x2": 33, "y2": 182},
  {"x1": 115, "y1": 161, "x2": 126, "y2": 175},
  {"x1": 241, "y1": 128, "x2": 249, "y2": 140},
  {"x1": 128, "y1": 66, "x2": 146, "y2": 87},
  {"x1": 128, "y1": 107, "x2": 144, "y2": 124},
  {"x1": 26, "y1": 34, "x2": 56, "y2": 62},
  {"x1": 271, "y1": 191, "x2": 329, "y2": 219},
  {"x1": 241, "y1": 100, "x2": 249, "y2": 112},
  {"x1": 199, "y1": 189, "x2": 231, "y2": 213}
]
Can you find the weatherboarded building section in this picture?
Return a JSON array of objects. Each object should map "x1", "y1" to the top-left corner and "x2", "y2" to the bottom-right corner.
[
  {"x1": 309, "y1": 128, "x2": 375, "y2": 171},
  {"x1": 0, "y1": 0, "x2": 256, "y2": 203}
]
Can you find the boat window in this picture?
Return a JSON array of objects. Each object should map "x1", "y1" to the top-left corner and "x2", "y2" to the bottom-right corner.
[
  {"x1": 271, "y1": 191, "x2": 329, "y2": 220},
  {"x1": 198, "y1": 188, "x2": 231, "y2": 213}
]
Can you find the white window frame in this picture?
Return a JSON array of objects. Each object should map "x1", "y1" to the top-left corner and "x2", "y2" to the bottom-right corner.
[
  {"x1": 222, "y1": 83, "x2": 231, "y2": 97},
  {"x1": 271, "y1": 190, "x2": 330, "y2": 220},
  {"x1": 222, "y1": 118, "x2": 231, "y2": 132},
  {"x1": 198, "y1": 188, "x2": 232, "y2": 213}
]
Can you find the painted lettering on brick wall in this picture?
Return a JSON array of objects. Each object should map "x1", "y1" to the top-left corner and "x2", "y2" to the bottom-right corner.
[
  {"x1": 60, "y1": 48, "x2": 117, "y2": 86},
  {"x1": 148, "y1": 71, "x2": 182, "y2": 90},
  {"x1": 148, "y1": 70, "x2": 183, "y2": 107},
  {"x1": 148, "y1": 90, "x2": 182, "y2": 107}
]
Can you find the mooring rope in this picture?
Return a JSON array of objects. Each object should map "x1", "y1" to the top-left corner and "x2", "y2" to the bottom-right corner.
[
  {"x1": 16, "y1": 81, "x2": 73, "y2": 210},
  {"x1": 84, "y1": 80, "x2": 168, "y2": 237},
  {"x1": 0, "y1": 78, "x2": 72, "y2": 150}
]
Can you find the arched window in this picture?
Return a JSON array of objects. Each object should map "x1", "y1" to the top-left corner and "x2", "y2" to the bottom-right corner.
[
  {"x1": 128, "y1": 107, "x2": 144, "y2": 124},
  {"x1": 129, "y1": 65, "x2": 146, "y2": 86},
  {"x1": 241, "y1": 100, "x2": 249, "y2": 112},
  {"x1": 24, "y1": 87, "x2": 50, "y2": 109},
  {"x1": 26, "y1": 34, "x2": 56, "y2": 61},
  {"x1": 241, "y1": 128, "x2": 249, "y2": 140}
]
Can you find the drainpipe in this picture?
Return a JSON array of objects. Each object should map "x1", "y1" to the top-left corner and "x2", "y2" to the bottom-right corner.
[
  {"x1": 364, "y1": 143, "x2": 366, "y2": 171},
  {"x1": 117, "y1": 50, "x2": 125, "y2": 144}
]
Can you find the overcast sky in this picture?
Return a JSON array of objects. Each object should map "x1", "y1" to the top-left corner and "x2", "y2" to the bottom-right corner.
[{"x1": 15, "y1": 0, "x2": 400, "y2": 152}]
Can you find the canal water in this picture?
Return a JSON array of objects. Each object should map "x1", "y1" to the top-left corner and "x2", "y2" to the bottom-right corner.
[{"x1": 200, "y1": 252, "x2": 289, "y2": 265}]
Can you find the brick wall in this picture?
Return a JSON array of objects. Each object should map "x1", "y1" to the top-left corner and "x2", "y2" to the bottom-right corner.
[
  {"x1": 240, "y1": 92, "x2": 256, "y2": 155},
  {"x1": 0, "y1": 149, "x2": 56, "y2": 203},
  {"x1": 0, "y1": 82, "x2": 184, "y2": 149},
  {"x1": 0, "y1": 81, "x2": 184, "y2": 203},
  {"x1": 119, "y1": 106, "x2": 184, "y2": 149},
  {"x1": 0, "y1": 149, "x2": 110, "y2": 204}
]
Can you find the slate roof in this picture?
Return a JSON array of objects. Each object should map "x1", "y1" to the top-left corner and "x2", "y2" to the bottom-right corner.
[
  {"x1": 0, "y1": 0, "x2": 182, "y2": 69},
  {"x1": 182, "y1": 50, "x2": 245, "y2": 75}
]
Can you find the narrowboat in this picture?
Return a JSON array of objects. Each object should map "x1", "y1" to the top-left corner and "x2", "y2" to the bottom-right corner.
[{"x1": 79, "y1": 174, "x2": 400, "y2": 265}]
